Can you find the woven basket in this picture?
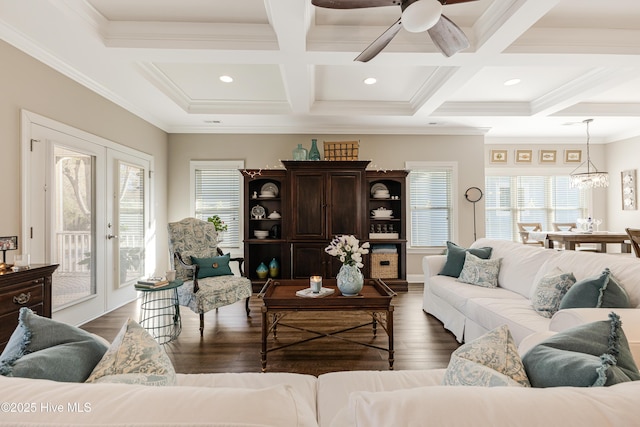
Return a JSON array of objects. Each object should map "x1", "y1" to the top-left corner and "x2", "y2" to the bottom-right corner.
[
  {"x1": 324, "y1": 141, "x2": 359, "y2": 161},
  {"x1": 370, "y1": 253, "x2": 398, "y2": 279}
]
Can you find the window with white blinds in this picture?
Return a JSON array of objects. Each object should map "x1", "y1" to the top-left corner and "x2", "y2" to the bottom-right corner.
[
  {"x1": 485, "y1": 175, "x2": 586, "y2": 241},
  {"x1": 191, "y1": 161, "x2": 244, "y2": 248},
  {"x1": 407, "y1": 163, "x2": 456, "y2": 248}
]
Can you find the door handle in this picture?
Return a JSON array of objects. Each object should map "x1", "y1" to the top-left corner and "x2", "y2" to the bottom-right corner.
[{"x1": 107, "y1": 234, "x2": 118, "y2": 239}]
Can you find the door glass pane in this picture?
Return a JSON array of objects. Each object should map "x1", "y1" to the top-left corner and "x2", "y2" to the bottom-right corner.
[
  {"x1": 53, "y1": 146, "x2": 95, "y2": 310},
  {"x1": 118, "y1": 161, "x2": 145, "y2": 286}
]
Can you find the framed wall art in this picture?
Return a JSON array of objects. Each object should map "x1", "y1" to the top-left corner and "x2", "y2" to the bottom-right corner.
[
  {"x1": 539, "y1": 150, "x2": 556, "y2": 163},
  {"x1": 515, "y1": 149, "x2": 532, "y2": 163},
  {"x1": 490, "y1": 149, "x2": 507, "y2": 164},
  {"x1": 564, "y1": 149, "x2": 582, "y2": 163},
  {"x1": 622, "y1": 169, "x2": 637, "y2": 210}
]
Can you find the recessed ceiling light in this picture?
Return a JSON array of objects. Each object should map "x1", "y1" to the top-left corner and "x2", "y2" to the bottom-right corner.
[
  {"x1": 504, "y1": 78, "x2": 521, "y2": 86},
  {"x1": 219, "y1": 75, "x2": 233, "y2": 83},
  {"x1": 363, "y1": 77, "x2": 377, "y2": 85}
]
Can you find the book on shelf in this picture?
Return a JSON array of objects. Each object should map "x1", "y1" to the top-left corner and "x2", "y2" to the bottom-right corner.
[
  {"x1": 295, "y1": 287, "x2": 335, "y2": 298},
  {"x1": 136, "y1": 279, "x2": 169, "y2": 289}
]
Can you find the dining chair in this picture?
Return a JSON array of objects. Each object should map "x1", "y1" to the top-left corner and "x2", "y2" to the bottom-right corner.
[
  {"x1": 625, "y1": 228, "x2": 640, "y2": 258},
  {"x1": 517, "y1": 222, "x2": 544, "y2": 246},
  {"x1": 168, "y1": 217, "x2": 252, "y2": 336},
  {"x1": 552, "y1": 222, "x2": 576, "y2": 232}
]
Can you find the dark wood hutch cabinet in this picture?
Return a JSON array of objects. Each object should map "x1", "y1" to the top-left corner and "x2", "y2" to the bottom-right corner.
[
  {"x1": 243, "y1": 161, "x2": 408, "y2": 292},
  {"x1": 0, "y1": 264, "x2": 58, "y2": 351}
]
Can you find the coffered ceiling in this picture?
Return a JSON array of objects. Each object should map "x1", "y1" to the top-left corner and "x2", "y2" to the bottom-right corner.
[{"x1": 1, "y1": 0, "x2": 640, "y2": 142}]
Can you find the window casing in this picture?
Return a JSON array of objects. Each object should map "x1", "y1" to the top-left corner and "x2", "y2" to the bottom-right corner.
[
  {"x1": 407, "y1": 162, "x2": 457, "y2": 248},
  {"x1": 485, "y1": 174, "x2": 587, "y2": 241},
  {"x1": 190, "y1": 160, "x2": 244, "y2": 248}
]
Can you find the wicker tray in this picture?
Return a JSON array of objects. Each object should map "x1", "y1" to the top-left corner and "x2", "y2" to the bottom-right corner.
[{"x1": 324, "y1": 141, "x2": 359, "y2": 161}]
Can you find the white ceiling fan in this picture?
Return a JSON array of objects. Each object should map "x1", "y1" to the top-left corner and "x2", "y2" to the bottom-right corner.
[{"x1": 311, "y1": 0, "x2": 477, "y2": 61}]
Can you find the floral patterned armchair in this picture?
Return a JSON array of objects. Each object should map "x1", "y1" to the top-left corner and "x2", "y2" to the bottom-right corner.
[{"x1": 168, "y1": 218, "x2": 252, "y2": 336}]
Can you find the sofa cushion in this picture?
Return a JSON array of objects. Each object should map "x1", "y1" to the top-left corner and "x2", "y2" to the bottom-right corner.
[
  {"x1": 559, "y1": 268, "x2": 630, "y2": 310},
  {"x1": 330, "y1": 381, "x2": 640, "y2": 427},
  {"x1": 457, "y1": 252, "x2": 501, "y2": 288},
  {"x1": 531, "y1": 268, "x2": 576, "y2": 318},
  {"x1": 439, "y1": 241, "x2": 492, "y2": 278},
  {"x1": 471, "y1": 238, "x2": 557, "y2": 298},
  {"x1": 191, "y1": 253, "x2": 233, "y2": 279},
  {"x1": 522, "y1": 312, "x2": 640, "y2": 387},
  {"x1": 86, "y1": 318, "x2": 176, "y2": 386},
  {"x1": 0, "y1": 308, "x2": 108, "y2": 383},
  {"x1": 443, "y1": 324, "x2": 530, "y2": 387},
  {"x1": 464, "y1": 297, "x2": 552, "y2": 345},
  {"x1": 429, "y1": 276, "x2": 518, "y2": 312}
]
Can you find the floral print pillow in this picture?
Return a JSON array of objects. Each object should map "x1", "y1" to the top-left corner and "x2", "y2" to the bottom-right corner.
[{"x1": 457, "y1": 252, "x2": 501, "y2": 288}]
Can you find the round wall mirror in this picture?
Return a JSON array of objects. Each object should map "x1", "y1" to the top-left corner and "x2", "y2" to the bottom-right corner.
[{"x1": 465, "y1": 187, "x2": 483, "y2": 203}]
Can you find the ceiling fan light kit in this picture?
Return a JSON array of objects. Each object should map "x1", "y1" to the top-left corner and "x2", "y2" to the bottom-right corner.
[{"x1": 401, "y1": 0, "x2": 443, "y2": 33}]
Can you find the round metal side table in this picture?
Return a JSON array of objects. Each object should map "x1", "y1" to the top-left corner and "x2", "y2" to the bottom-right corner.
[{"x1": 136, "y1": 280, "x2": 183, "y2": 344}]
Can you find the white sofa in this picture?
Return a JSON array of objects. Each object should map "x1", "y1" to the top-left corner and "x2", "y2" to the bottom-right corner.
[
  {"x1": 423, "y1": 238, "x2": 640, "y2": 358},
  {"x1": 3, "y1": 368, "x2": 640, "y2": 426}
]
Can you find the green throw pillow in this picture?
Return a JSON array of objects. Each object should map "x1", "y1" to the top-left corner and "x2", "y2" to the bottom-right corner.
[
  {"x1": 522, "y1": 312, "x2": 640, "y2": 387},
  {"x1": 559, "y1": 268, "x2": 630, "y2": 310},
  {"x1": 191, "y1": 253, "x2": 233, "y2": 279},
  {"x1": 439, "y1": 241, "x2": 493, "y2": 278},
  {"x1": 443, "y1": 324, "x2": 530, "y2": 387},
  {"x1": 0, "y1": 308, "x2": 108, "y2": 382}
]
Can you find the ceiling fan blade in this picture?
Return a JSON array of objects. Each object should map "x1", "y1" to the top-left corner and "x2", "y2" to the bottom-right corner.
[
  {"x1": 427, "y1": 14, "x2": 469, "y2": 57},
  {"x1": 311, "y1": 0, "x2": 397, "y2": 9},
  {"x1": 355, "y1": 18, "x2": 403, "y2": 62}
]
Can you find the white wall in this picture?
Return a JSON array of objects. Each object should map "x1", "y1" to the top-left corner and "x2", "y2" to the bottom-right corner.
[
  {"x1": 605, "y1": 137, "x2": 640, "y2": 231},
  {"x1": 0, "y1": 40, "x2": 169, "y2": 298},
  {"x1": 168, "y1": 134, "x2": 486, "y2": 278}
]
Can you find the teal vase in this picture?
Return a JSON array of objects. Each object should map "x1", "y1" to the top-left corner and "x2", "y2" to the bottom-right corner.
[
  {"x1": 256, "y1": 262, "x2": 268, "y2": 279},
  {"x1": 336, "y1": 264, "x2": 364, "y2": 296},
  {"x1": 292, "y1": 144, "x2": 308, "y2": 160},
  {"x1": 268, "y1": 258, "x2": 279, "y2": 278},
  {"x1": 308, "y1": 139, "x2": 321, "y2": 161}
]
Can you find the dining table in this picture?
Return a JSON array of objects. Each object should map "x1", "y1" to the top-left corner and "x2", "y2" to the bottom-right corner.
[{"x1": 525, "y1": 231, "x2": 631, "y2": 253}]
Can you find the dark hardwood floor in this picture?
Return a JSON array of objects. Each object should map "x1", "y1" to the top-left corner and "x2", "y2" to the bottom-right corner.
[{"x1": 81, "y1": 284, "x2": 460, "y2": 377}]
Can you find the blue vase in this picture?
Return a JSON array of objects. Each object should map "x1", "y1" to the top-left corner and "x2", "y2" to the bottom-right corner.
[
  {"x1": 256, "y1": 262, "x2": 268, "y2": 279},
  {"x1": 336, "y1": 264, "x2": 364, "y2": 296},
  {"x1": 308, "y1": 139, "x2": 321, "y2": 161},
  {"x1": 268, "y1": 258, "x2": 279, "y2": 278}
]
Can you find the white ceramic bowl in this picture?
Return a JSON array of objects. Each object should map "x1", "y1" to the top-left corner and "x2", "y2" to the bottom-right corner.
[
  {"x1": 254, "y1": 230, "x2": 269, "y2": 239},
  {"x1": 372, "y1": 210, "x2": 393, "y2": 218}
]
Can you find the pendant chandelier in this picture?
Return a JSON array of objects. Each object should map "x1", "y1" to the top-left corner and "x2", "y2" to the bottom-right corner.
[{"x1": 570, "y1": 119, "x2": 609, "y2": 189}]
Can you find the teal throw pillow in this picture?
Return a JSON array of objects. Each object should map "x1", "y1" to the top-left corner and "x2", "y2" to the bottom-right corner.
[
  {"x1": 522, "y1": 312, "x2": 640, "y2": 387},
  {"x1": 191, "y1": 253, "x2": 233, "y2": 279},
  {"x1": 439, "y1": 241, "x2": 493, "y2": 278},
  {"x1": 531, "y1": 269, "x2": 576, "y2": 318},
  {"x1": 457, "y1": 252, "x2": 501, "y2": 288},
  {"x1": 0, "y1": 308, "x2": 109, "y2": 382},
  {"x1": 559, "y1": 268, "x2": 630, "y2": 310}
]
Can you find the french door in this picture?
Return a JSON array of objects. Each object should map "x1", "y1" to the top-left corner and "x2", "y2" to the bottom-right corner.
[{"x1": 22, "y1": 111, "x2": 151, "y2": 326}]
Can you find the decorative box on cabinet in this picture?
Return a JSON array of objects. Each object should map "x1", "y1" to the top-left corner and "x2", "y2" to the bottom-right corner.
[
  {"x1": 243, "y1": 170, "x2": 288, "y2": 291},
  {"x1": 0, "y1": 264, "x2": 58, "y2": 350}
]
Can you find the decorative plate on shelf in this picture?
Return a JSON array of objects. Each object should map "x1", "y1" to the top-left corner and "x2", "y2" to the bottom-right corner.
[
  {"x1": 251, "y1": 205, "x2": 266, "y2": 219},
  {"x1": 260, "y1": 182, "x2": 279, "y2": 197},
  {"x1": 370, "y1": 183, "x2": 388, "y2": 196}
]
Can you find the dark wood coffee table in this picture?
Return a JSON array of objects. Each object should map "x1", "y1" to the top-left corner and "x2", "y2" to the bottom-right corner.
[{"x1": 258, "y1": 278, "x2": 396, "y2": 372}]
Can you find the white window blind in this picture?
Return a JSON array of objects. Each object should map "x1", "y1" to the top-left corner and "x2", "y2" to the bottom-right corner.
[
  {"x1": 485, "y1": 175, "x2": 586, "y2": 241},
  {"x1": 192, "y1": 161, "x2": 243, "y2": 248},
  {"x1": 408, "y1": 166, "x2": 454, "y2": 247}
]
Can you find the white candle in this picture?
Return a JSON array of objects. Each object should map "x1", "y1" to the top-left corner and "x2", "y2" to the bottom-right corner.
[
  {"x1": 14, "y1": 254, "x2": 30, "y2": 267},
  {"x1": 310, "y1": 276, "x2": 322, "y2": 293}
]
